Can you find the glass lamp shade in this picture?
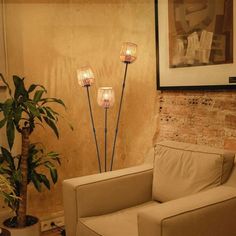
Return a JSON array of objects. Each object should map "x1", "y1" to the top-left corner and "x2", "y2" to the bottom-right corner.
[
  {"x1": 97, "y1": 87, "x2": 115, "y2": 108},
  {"x1": 120, "y1": 42, "x2": 137, "y2": 64},
  {"x1": 77, "y1": 66, "x2": 95, "y2": 87}
]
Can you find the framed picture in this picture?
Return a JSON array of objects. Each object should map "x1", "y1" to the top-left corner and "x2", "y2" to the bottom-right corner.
[{"x1": 155, "y1": 0, "x2": 236, "y2": 90}]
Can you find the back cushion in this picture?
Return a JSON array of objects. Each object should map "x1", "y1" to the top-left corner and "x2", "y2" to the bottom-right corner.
[{"x1": 152, "y1": 141, "x2": 235, "y2": 202}]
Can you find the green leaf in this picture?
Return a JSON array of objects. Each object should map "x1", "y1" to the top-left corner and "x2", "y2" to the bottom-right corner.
[
  {"x1": 50, "y1": 168, "x2": 57, "y2": 184},
  {"x1": 0, "y1": 166, "x2": 4, "y2": 173},
  {"x1": 2, "y1": 192, "x2": 17, "y2": 204},
  {"x1": 28, "y1": 84, "x2": 47, "y2": 93},
  {"x1": 38, "y1": 107, "x2": 45, "y2": 115},
  {"x1": 44, "y1": 107, "x2": 56, "y2": 120},
  {"x1": 54, "y1": 99, "x2": 65, "y2": 107},
  {"x1": 47, "y1": 152, "x2": 61, "y2": 165},
  {"x1": 0, "y1": 154, "x2": 4, "y2": 164},
  {"x1": 13, "y1": 107, "x2": 22, "y2": 124},
  {"x1": 47, "y1": 151, "x2": 59, "y2": 157},
  {"x1": 41, "y1": 98, "x2": 66, "y2": 108},
  {"x1": 0, "y1": 118, "x2": 6, "y2": 128},
  {"x1": 1, "y1": 147, "x2": 15, "y2": 170},
  {"x1": 0, "y1": 167, "x2": 12, "y2": 176},
  {"x1": 45, "y1": 162, "x2": 58, "y2": 183},
  {"x1": 45, "y1": 107, "x2": 59, "y2": 116},
  {"x1": 28, "y1": 84, "x2": 37, "y2": 93},
  {"x1": 6, "y1": 120, "x2": 15, "y2": 150},
  {"x1": 13, "y1": 75, "x2": 28, "y2": 101},
  {"x1": 33, "y1": 90, "x2": 44, "y2": 103},
  {"x1": 36, "y1": 116, "x2": 42, "y2": 123},
  {"x1": 39, "y1": 174, "x2": 50, "y2": 190},
  {"x1": 0, "y1": 73, "x2": 12, "y2": 95},
  {"x1": 3, "y1": 99, "x2": 13, "y2": 117},
  {"x1": 31, "y1": 159, "x2": 42, "y2": 168},
  {"x1": 31, "y1": 172, "x2": 41, "y2": 192},
  {"x1": 43, "y1": 117, "x2": 59, "y2": 138},
  {"x1": 25, "y1": 101, "x2": 40, "y2": 117},
  {"x1": 29, "y1": 144, "x2": 38, "y2": 156},
  {"x1": 12, "y1": 170, "x2": 22, "y2": 183}
]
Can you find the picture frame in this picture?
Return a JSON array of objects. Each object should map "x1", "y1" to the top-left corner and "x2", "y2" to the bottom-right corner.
[{"x1": 155, "y1": 0, "x2": 236, "y2": 90}]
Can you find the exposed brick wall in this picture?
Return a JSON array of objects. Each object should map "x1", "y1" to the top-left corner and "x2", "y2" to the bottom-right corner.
[{"x1": 155, "y1": 90, "x2": 236, "y2": 151}]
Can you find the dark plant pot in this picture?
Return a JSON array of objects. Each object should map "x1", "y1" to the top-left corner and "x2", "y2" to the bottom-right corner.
[{"x1": 3, "y1": 216, "x2": 40, "y2": 236}]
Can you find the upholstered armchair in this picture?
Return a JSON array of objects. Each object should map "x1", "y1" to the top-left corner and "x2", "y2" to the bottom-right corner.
[{"x1": 63, "y1": 141, "x2": 236, "y2": 236}]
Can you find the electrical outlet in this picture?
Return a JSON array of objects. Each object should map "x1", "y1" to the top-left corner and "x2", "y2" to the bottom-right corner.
[{"x1": 40, "y1": 216, "x2": 64, "y2": 232}]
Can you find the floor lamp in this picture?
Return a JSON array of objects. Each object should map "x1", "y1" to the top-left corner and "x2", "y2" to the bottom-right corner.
[
  {"x1": 77, "y1": 42, "x2": 137, "y2": 173},
  {"x1": 77, "y1": 66, "x2": 102, "y2": 173}
]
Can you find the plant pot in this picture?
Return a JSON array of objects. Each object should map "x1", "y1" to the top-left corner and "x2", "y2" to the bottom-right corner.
[
  {"x1": 0, "y1": 227, "x2": 10, "y2": 236},
  {"x1": 3, "y1": 215, "x2": 40, "y2": 236}
]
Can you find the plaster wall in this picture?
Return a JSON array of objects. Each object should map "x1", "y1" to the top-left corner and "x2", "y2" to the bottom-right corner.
[
  {"x1": 0, "y1": 0, "x2": 6, "y2": 74},
  {"x1": 0, "y1": 0, "x2": 7, "y2": 148},
  {"x1": 2, "y1": 0, "x2": 157, "y2": 217}
]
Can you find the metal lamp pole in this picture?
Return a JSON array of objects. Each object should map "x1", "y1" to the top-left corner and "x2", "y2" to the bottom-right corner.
[
  {"x1": 110, "y1": 62, "x2": 129, "y2": 171},
  {"x1": 110, "y1": 42, "x2": 137, "y2": 171},
  {"x1": 85, "y1": 86, "x2": 102, "y2": 173},
  {"x1": 77, "y1": 66, "x2": 102, "y2": 173},
  {"x1": 104, "y1": 107, "x2": 108, "y2": 172},
  {"x1": 98, "y1": 87, "x2": 115, "y2": 172}
]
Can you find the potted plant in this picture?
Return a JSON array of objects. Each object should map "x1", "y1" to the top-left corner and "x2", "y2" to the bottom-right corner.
[
  {"x1": 0, "y1": 174, "x2": 18, "y2": 234},
  {"x1": 0, "y1": 73, "x2": 69, "y2": 236}
]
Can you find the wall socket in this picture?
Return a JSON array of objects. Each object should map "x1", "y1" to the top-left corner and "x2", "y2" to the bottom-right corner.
[{"x1": 40, "y1": 215, "x2": 65, "y2": 232}]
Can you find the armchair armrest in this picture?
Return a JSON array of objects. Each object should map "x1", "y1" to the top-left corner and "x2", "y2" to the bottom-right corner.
[
  {"x1": 138, "y1": 186, "x2": 236, "y2": 236},
  {"x1": 63, "y1": 164, "x2": 153, "y2": 236}
]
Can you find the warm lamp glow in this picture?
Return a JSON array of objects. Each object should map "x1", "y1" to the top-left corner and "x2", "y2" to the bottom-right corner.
[
  {"x1": 97, "y1": 87, "x2": 115, "y2": 108},
  {"x1": 120, "y1": 42, "x2": 137, "y2": 63},
  {"x1": 77, "y1": 66, "x2": 94, "y2": 87}
]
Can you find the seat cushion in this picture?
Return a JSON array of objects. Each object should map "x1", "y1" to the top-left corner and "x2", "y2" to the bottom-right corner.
[
  {"x1": 153, "y1": 141, "x2": 235, "y2": 202},
  {"x1": 77, "y1": 201, "x2": 159, "y2": 236}
]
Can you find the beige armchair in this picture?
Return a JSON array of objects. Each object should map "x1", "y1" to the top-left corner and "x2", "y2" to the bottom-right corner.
[{"x1": 63, "y1": 141, "x2": 236, "y2": 236}]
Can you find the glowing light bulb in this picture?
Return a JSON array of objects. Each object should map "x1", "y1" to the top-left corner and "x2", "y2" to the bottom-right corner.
[
  {"x1": 120, "y1": 42, "x2": 137, "y2": 63},
  {"x1": 77, "y1": 66, "x2": 95, "y2": 87},
  {"x1": 97, "y1": 87, "x2": 115, "y2": 108}
]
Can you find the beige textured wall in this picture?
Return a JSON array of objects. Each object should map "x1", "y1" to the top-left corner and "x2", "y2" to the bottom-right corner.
[
  {"x1": 0, "y1": 0, "x2": 8, "y2": 148},
  {"x1": 3, "y1": 0, "x2": 157, "y2": 218},
  {"x1": 0, "y1": 1, "x2": 5, "y2": 74}
]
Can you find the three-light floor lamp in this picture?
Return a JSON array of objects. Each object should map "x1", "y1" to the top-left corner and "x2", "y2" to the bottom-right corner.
[{"x1": 77, "y1": 42, "x2": 137, "y2": 172}]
